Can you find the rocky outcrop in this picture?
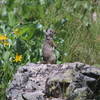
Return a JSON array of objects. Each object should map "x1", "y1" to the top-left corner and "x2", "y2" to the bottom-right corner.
[{"x1": 6, "y1": 62, "x2": 100, "y2": 100}]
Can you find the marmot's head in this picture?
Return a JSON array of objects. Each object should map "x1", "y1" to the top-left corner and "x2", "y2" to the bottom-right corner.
[{"x1": 45, "y1": 29, "x2": 55, "y2": 37}]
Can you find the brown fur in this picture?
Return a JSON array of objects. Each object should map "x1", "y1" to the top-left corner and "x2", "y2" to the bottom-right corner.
[{"x1": 42, "y1": 29, "x2": 56, "y2": 64}]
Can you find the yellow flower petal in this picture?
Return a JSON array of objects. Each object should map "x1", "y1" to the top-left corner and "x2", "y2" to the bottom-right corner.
[
  {"x1": 13, "y1": 54, "x2": 22, "y2": 62},
  {"x1": 0, "y1": 35, "x2": 8, "y2": 40},
  {"x1": 3, "y1": 42, "x2": 10, "y2": 46}
]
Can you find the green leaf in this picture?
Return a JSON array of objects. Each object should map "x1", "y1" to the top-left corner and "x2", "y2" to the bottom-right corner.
[
  {"x1": 8, "y1": 11, "x2": 16, "y2": 26},
  {"x1": 3, "y1": 51, "x2": 10, "y2": 61}
]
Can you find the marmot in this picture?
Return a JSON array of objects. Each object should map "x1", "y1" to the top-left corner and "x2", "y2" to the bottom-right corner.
[{"x1": 42, "y1": 29, "x2": 56, "y2": 64}]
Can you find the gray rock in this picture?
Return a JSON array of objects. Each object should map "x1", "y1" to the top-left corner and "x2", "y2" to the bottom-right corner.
[
  {"x1": 22, "y1": 91, "x2": 44, "y2": 100},
  {"x1": 6, "y1": 62, "x2": 100, "y2": 100}
]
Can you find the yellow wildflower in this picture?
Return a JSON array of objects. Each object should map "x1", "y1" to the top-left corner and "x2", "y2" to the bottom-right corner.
[
  {"x1": 13, "y1": 28, "x2": 20, "y2": 34},
  {"x1": 3, "y1": 42, "x2": 10, "y2": 46},
  {"x1": 13, "y1": 54, "x2": 22, "y2": 62},
  {"x1": 0, "y1": 35, "x2": 8, "y2": 40}
]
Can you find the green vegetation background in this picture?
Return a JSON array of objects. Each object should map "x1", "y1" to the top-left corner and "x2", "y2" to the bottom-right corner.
[{"x1": 0, "y1": 0, "x2": 100, "y2": 99}]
